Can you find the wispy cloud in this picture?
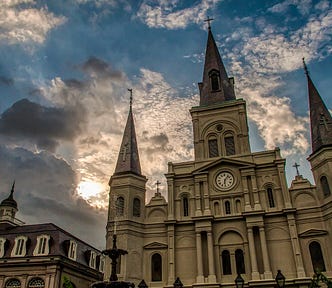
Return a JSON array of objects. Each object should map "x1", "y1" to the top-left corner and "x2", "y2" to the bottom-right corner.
[
  {"x1": 136, "y1": 0, "x2": 221, "y2": 29},
  {"x1": 0, "y1": 0, "x2": 66, "y2": 48}
]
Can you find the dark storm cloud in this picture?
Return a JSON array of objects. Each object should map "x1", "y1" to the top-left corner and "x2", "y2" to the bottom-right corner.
[
  {"x1": 142, "y1": 132, "x2": 171, "y2": 154},
  {"x1": 0, "y1": 76, "x2": 14, "y2": 86},
  {"x1": 0, "y1": 98, "x2": 86, "y2": 151},
  {"x1": 0, "y1": 145, "x2": 107, "y2": 249},
  {"x1": 81, "y1": 56, "x2": 124, "y2": 79},
  {"x1": 64, "y1": 78, "x2": 86, "y2": 89}
]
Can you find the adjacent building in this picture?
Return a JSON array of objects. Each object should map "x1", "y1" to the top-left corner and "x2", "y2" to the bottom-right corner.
[
  {"x1": 0, "y1": 183, "x2": 104, "y2": 288},
  {"x1": 106, "y1": 25, "x2": 332, "y2": 287}
]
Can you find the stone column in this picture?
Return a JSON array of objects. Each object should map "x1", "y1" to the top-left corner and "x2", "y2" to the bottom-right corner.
[
  {"x1": 251, "y1": 174, "x2": 262, "y2": 210},
  {"x1": 287, "y1": 214, "x2": 306, "y2": 277},
  {"x1": 259, "y1": 227, "x2": 272, "y2": 279},
  {"x1": 247, "y1": 227, "x2": 260, "y2": 280},
  {"x1": 196, "y1": 232, "x2": 204, "y2": 283},
  {"x1": 277, "y1": 163, "x2": 292, "y2": 208},
  {"x1": 167, "y1": 225, "x2": 175, "y2": 285},
  {"x1": 166, "y1": 173, "x2": 175, "y2": 220},
  {"x1": 207, "y1": 231, "x2": 216, "y2": 282},
  {"x1": 241, "y1": 175, "x2": 251, "y2": 211},
  {"x1": 203, "y1": 179, "x2": 211, "y2": 215},
  {"x1": 195, "y1": 181, "x2": 202, "y2": 216}
]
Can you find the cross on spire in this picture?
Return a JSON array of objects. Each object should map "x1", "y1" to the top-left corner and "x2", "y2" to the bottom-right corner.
[
  {"x1": 293, "y1": 162, "x2": 300, "y2": 176},
  {"x1": 204, "y1": 16, "x2": 214, "y2": 29},
  {"x1": 128, "y1": 88, "x2": 133, "y2": 108},
  {"x1": 302, "y1": 57, "x2": 309, "y2": 76},
  {"x1": 156, "y1": 180, "x2": 161, "y2": 195}
]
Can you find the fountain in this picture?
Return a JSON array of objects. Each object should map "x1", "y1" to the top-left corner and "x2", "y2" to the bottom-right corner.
[{"x1": 91, "y1": 234, "x2": 135, "y2": 288}]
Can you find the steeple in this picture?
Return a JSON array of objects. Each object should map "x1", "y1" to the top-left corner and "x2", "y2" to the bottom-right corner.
[
  {"x1": 304, "y1": 58, "x2": 332, "y2": 154},
  {"x1": 198, "y1": 23, "x2": 236, "y2": 106},
  {"x1": 0, "y1": 181, "x2": 17, "y2": 209},
  {"x1": 114, "y1": 89, "x2": 142, "y2": 175}
]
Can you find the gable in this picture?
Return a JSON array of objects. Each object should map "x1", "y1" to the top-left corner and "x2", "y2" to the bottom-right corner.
[
  {"x1": 298, "y1": 229, "x2": 328, "y2": 238},
  {"x1": 192, "y1": 157, "x2": 254, "y2": 174},
  {"x1": 143, "y1": 242, "x2": 168, "y2": 249}
]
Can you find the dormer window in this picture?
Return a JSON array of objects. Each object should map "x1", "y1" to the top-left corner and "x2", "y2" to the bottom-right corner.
[
  {"x1": 99, "y1": 255, "x2": 105, "y2": 272},
  {"x1": 68, "y1": 240, "x2": 77, "y2": 260},
  {"x1": 33, "y1": 235, "x2": 50, "y2": 256},
  {"x1": 209, "y1": 70, "x2": 220, "y2": 91},
  {"x1": 12, "y1": 236, "x2": 28, "y2": 257},
  {"x1": 0, "y1": 237, "x2": 6, "y2": 258},
  {"x1": 89, "y1": 251, "x2": 97, "y2": 269}
]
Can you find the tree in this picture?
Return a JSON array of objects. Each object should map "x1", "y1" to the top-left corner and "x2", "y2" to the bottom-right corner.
[{"x1": 310, "y1": 271, "x2": 332, "y2": 288}]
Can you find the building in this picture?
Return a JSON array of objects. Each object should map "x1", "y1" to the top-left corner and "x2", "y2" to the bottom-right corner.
[
  {"x1": 0, "y1": 183, "x2": 104, "y2": 288},
  {"x1": 106, "y1": 24, "x2": 332, "y2": 287}
]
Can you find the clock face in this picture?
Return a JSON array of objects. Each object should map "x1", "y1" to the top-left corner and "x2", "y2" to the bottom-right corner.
[{"x1": 216, "y1": 172, "x2": 234, "y2": 190}]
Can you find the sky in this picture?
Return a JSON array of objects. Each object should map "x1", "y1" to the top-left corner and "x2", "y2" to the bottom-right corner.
[{"x1": 0, "y1": 0, "x2": 331, "y2": 249}]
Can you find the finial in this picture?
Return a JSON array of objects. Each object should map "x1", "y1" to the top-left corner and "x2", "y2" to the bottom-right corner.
[
  {"x1": 204, "y1": 16, "x2": 214, "y2": 29},
  {"x1": 10, "y1": 180, "x2": 15, "y2": 197},
  {"x1": 293, "y1": 162, "x2": 300, "y2": 176},
  {"x1": 156, "y1": 180, "x2": 161, "y2": 195},
  {"x1": 128, "y1": 88, "x2": 133, "y2": 109},
  {"x1": 302, "y1": 57, "x2": 309, "y2": 76}
]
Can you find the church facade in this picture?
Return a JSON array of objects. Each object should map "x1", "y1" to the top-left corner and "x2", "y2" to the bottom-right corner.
[{"x1": 106, "y1": 25, "x2": 332, "y2": 288}]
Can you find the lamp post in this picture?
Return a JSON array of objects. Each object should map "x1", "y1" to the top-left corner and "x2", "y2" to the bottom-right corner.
[
  {"x1": 275, "y1": 270, "x2": 286, "y2": 288},
  {"x1": 235, "y1": 274, "x2": 244, "y2": 288},
  {"x1": 173, "y1": 277, "x2": 183, "y2": 288}
]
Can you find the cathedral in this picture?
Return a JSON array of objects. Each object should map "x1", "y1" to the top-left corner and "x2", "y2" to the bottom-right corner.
[{"x1": 105, "y1": 24, "x2": 332, "y2": 288}]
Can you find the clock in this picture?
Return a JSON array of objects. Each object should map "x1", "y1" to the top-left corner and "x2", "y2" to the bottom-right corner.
[{"x1": 216, "y1": 171, "x2": 234, "y2": 190}]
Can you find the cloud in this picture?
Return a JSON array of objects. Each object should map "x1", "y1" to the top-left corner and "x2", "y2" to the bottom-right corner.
[
  {"x1": 136, "y1": 0, "x2": 221, "y2": 29},
  {"x1": 268, "y1": 0, "x2": 312, "y2": 15},
  {"x1": 0, "y1": 0, "x2": 66, "y2": 48},
  {"x1": 0, "y1": 98, "x2": 86, "y2": 151},
  {"x1": 0, "y1": 145, "x2": 107, "y2": 249},
  {"x1": 0, "y1": 76, "x2": 14, "y2": 86},
  {"x1": 80, "y1": 57, "x2": 124, "y2": 80},
  {"x1": 219, "y1": 3, "x2": 332, "y2": 155}
]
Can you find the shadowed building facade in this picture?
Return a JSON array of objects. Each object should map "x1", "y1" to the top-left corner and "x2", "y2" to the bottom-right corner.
[
  {"x1": 0, "y1": 184, "x2": 104, "y2": 288},
  {"x1": 106, "y1": 25, "x2": 332, "y2": 288}
]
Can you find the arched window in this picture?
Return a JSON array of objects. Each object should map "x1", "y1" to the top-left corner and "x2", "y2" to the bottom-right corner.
[
  {"x1": 225, "y1": 201, "x2": 231, "y2": 215},
  {"x1": 224, "y1": 135, "x2": 235, "y2": 156},
  {"x1": 267, "y1": 187, "x2": 275, "y2": 208},
  {"x1": 183, "y1": 196, "x2": 189, "y2": 216},
  {"x1": 28, "y1": 278, "x2": 45, "y2": 288},
  {"x1": 320, "y1": 176, "x2": 331, "y2": 197},
  {"x1": 235, "y1": 249, "x2": 245, "y2": 274},
  {"x1": 221, "y1": 250, "x2": 232, "y2": 275},
  {"x1": 151, "y1": 253, "x2": 162, "y2": 281},
  {"x1": 133, "y1": 198, "x2": 141, "y2": 217},
  {"x1": 309, "y1": 241, "x2": 326, "y2": 272},
  {"x1": 5, "y1": 279, "x2": 21, "y2": 288},
  {"x1": 208, "y1": 138, "x2": 219, "y2": 158},
  {"x1": 235, "y1": 200, "x2": 241, "y2": 213},
  {"x1": 209, "y1": 70, "x2": 220, "y2": 91},
  {"x1": 116, "y1": 197, "x2": 124, "y2": 216}
]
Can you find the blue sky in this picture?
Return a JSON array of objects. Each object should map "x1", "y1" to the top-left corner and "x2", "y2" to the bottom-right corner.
[{"x1": 0, "y1": 0, "x2": 331, "y2": 248}]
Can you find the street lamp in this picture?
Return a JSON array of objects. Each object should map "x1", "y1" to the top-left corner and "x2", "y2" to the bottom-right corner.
[
  {"x1": 235, "y1": 274, "x2": 244, "y2": 288},
  {"x1": 173, "y1": 277, "x2": 183, "y2": 288},
  {"x1": 275, "y1": 270, "x2": 286, "y2": 288},
  {"x1": 138, "y1": 279, "x2": 148, "y2": 288}
]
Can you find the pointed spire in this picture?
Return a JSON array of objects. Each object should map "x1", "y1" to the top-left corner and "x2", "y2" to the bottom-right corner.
[
  {"x1": 0, "y1": 181, "x2": 17, "y2": 209},
  {"x1": 198, "y1": 22, "x2": 235, "y2": 106},
  {"x1": 114, "y1": 89, "x2": 142, "y2": 176},
  {"x1": 304, "y1": 58, "x2": 332, "y2": 154}
]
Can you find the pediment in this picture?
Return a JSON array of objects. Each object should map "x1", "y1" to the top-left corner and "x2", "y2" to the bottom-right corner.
[
  {"x1": 193, "y1": 157, "x2": 254, "y2": 174},
  {"x1": 143, "y1": 242, "x2": 168, "y2": 249},
  {"x1": 298, "y1": 229, "x2": 328, "y2": 238}
]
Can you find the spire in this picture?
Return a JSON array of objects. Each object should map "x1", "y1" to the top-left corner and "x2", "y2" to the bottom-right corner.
[
  {"x1": 0, "y1": 180, "x2": 17, "y2": 209},
  {"x1": 304, "y1": 58, "x2": 332, "y2": 154},
  {"x1": 198, "y1": 22, "x2": 235, "y2": 106},
  {"x1": 114, "y1": 89, "x2": 142, "y2": 176}
]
